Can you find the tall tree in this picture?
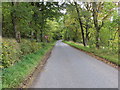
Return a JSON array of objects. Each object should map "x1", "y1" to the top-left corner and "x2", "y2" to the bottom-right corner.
[
  {"x1": 74, "y1": 2, "x2": 86, "y2": 46},
  {"x1": 92, "y1": 2, "x2": 100, "y2": 48},
  {"x1": 92, "y1": 2, "x2": 116, "y2": 48},
  {"x1": 11, "y1": 2, "x2": 21, "y2": 43}
]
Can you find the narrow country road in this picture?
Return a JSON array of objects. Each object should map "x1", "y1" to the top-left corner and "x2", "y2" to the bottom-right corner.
[{"x1": 31, "y1": 40, "x2": 118, "y2": 88}]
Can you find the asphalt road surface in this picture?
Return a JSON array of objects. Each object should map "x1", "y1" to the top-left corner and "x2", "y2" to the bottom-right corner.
[{"x1": 31, "y1": 40, "x2": 118, "y2": 88}]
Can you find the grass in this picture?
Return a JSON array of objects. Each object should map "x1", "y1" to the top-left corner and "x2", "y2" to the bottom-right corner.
[
  {"x1": 0, "y1": 70, "x2": 2, "y2": 90},
  {"x1": 2, "y1": 42, "x2": 55, "y2": 88},
  {"x1": 63, "y1": 41, "x2": 119, "y2": 65}
]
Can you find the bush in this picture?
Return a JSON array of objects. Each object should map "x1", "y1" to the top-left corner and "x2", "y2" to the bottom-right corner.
[
  {"x1": 2, "y1": 38, "x2": 42, "y2": 68},
  {"x1": 2, "y1": 39, "x2": 21, "y2": 68},
  {"x1": 2, "y1": 42, "x2": 54, "y2": 88},
  {"x1": 20, "y1": 39, "x2": 32, "y2": 56},
  {"x1": 30, "y1": 41, "x2": 41, "y2": 53},
  {"x1": 20, "y1": 39, "x2": 41, "y2": 55}
]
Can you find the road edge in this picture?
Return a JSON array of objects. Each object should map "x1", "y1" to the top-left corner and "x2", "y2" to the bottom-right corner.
[
  {"x1": 19, "y1": 45, "x2": 55, "y2": 88},
  {"x1": 64, "y1": 42, "x2": 118, "y2": 69}
]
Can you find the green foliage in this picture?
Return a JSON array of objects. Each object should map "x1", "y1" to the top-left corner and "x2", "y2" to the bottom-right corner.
[
  {"x1": 0, "y1": 70, "x2": 2, "y2": 90},
  {"x1": 2, "y1": 2, "x2": 63, "y2": 41},
  {"x1": 20, "y1": 39, "x2": 41, "y2": 55},
  {"x1": 1, "y1": 2, "x2": 119, "y2": 88},
  {"x1": 2, "y1": 38, "x2": 21, "y2": 68},
  {"x1": 62, "y1": 2, "x2": 118, "y2": 51},
  {"x1": 20, "y1": 39, "x2": 32, "y2": 55},
  {"x1": 2, "y1": 38, "x2": 46, "y2": 68},
  {"x1": 2, "y1": 2, "x2": 118, "y2": 49},
  {"x1": 2, "y1": 42, "x2": 54, "y2": 88}
]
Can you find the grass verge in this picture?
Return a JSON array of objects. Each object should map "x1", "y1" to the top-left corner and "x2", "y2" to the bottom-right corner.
[
  {"x1": 2, "y1": 42, "x2": 55, "y2": 88},
  {"x1": 63, "y1": 41, "x2": 119, "y2": 66}
]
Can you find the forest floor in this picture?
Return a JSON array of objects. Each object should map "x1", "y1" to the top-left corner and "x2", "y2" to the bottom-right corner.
[{"x1": 30, "y1": 40, "x2": 118, "y2": 88}]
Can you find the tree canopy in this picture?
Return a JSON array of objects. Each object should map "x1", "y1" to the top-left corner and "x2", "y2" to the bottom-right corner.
[{"x1": 2, "y1": 2, "x2": 119, "y2": 50}]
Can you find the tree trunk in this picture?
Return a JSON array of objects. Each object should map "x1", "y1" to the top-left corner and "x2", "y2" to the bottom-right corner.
[
  {"x1": 65, "y1": 29, "x2": 68, "y2": 40},
  {"x1": 74, "y1": 2, "x2": 86, "y2": 46},
  {"x1": 40, "y1": 0, "x2": 44, "y2": 42},
  {"x1": 92, "y1": 2, "x2": 100, "y2": 49},
  {"x1": 35, "y1": 30, "x2": 39, "y2": 42},
  {"x1": 11, "y1": 2, "x2": 16, "y2": 38},
  {"x1": 2, "y1": 14, "x2": 4, "y2": 37},
  {"x1": 85, "y1": 19, "x2": 89, "y2": 45},
  {"x1": 11, "y1": 2, "x2": 21, "y2": 43},
  {"x1": 31, "y1": 31, "x2": 34, "y2": 40},
  {"x1": 73, "y1": 27, "x2": 78, "y2": 42}
]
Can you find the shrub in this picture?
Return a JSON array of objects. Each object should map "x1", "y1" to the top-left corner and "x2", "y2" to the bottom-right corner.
[
  {"x1": 2, "y1": 42, "x2": 54, "y2": 88},
  {"x1": 2, "y1": 38, "x2": 42, "y2": 68},
  {"x1": 20, "y1": 39, "x2": 32, "y2": 56},
  {"x1": 30, "y1": 41, "x2": 41, "y2": 53},
  {"x1": 2, "y1": 39, "x2": 21, "y2": 68},
  {"x1": 20, "y1": 39, "x2": 42, "y2": 55}
]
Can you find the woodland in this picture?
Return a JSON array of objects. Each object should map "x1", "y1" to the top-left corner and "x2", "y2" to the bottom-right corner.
[{"x1": 1, "y1": 1, "x2": 119, "y2": 88}]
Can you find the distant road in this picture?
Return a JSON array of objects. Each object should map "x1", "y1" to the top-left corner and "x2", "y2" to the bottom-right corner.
[{"x1": 31, "y1": 40, "x2": 118, "y2": 88}]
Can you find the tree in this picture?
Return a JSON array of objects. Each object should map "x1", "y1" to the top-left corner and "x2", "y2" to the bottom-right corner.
[
  {"x1": 74, "y1": 2, "x2": 86, "y2": 46},
  {"x1": 92, "y1": 2, "x2": 116, "y2": 48}
]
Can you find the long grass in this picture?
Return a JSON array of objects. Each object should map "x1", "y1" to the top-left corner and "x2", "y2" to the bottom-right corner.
[{"x1": 2, "y1": 42, "x2": 55, "y2": 88}]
